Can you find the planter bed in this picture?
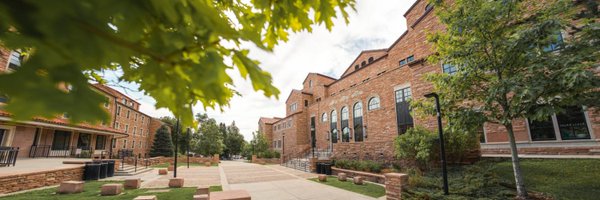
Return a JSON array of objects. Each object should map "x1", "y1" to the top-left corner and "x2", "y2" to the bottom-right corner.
[{"x1": 331, "y1": 167, "x2": 385, "y2": 184}]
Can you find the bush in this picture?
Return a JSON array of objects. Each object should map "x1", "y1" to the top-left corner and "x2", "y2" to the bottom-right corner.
[
  {"x1": 258, "y1": 149, "x2": 280, "y2": 159},
  {"x1": 334, "y1": 159, "x2": 383, "y2": 173},
  {"x1": 394, "y1": 126, "x2": 438, "y2": 169}
]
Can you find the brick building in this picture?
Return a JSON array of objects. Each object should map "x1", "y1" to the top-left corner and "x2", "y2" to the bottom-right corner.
[
  {"x1": 0, "y1": 47, "x2": 164, "y2": 160},
  {"x1": 258, "y1": 0, "x2": 600, "y2": 162}
]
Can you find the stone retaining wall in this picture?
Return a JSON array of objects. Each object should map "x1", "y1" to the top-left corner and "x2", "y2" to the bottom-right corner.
[
  {"x1": 331, "y1": 167, "x2": 386, "y2": 184},
  {"x1": 0, "y1": 166, "x2": 84, "y2": 194}
]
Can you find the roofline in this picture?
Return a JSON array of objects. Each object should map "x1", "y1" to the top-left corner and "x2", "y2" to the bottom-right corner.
[
  {"x1": 0, "y1": 116, "x2": 127, "y2": 136},
  {"x1": 327, "y1": 54, "x2": 389, "y2": 86},
  {"x1": 386, "y1": 31, "x2": 408, "y2": 53},
  {"x1": 403, "y1": 0, "x2": 422, "y2": 17},
  {"x1": 340, "y1": 48, "x2": 389, "y2": 77},
  {"x1": 272, "y1": 110, "x2": 303, "y2": 124},
  {"x1": 301, "y1": 73, "x2": 337, "y2": 85},
  {"x1": 92, "y1": 83, "x2": 141, "y2": 105}
]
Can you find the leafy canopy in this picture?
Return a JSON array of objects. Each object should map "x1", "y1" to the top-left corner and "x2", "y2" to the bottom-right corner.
[
  {"x1": 0, "y1": 0, "x2": 355, "y2": 126},
  {"x1": 427, "y1": 0, "x2": 600, "y2": 126}
]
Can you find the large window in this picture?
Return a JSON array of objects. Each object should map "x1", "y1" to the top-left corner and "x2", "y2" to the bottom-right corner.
[
  {"x1": 557, "y1": 106, "x2": 590, "y2": 140},
  {"x1": 322, "y1": 113, "x2": 328, "y2": 122},
  {"x1": 368, "y1": 97, "x2": 380, "y2": 110},
  {"x1": 529, "y1": 106, "x2": 591, "y2": 141},
  {"x1": 353, "y1": 102, "x2": 364, "y2": 142},
  {"x1": 395, "y1": 87, "x2": 413, "y2": 134},
  {"x1": 96, "y1": 135, "x2": 106, "y2": 150},
  {"x1": 77, "y1": 133, "x2": 91, "y2": 149},
  {"x1": 529, "y1": 117, "x2": 556, "y2": 141},
  {"x1": 52, "y1": 131, "x2": 71, "y2": 150},
  {"x1": 341, "y1": 107, "x2": 350, "y2": 142},
  {"x1": 330, "y1": 110, "x2": 338, "y2": 143}
]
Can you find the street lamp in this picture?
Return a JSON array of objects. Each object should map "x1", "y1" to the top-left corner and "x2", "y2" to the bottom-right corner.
[
  {"x1": 187, "y1": 128, "x2": 191, "y2": 168},
  {"x1": 173, "y1": 118, "x2": 180, "y2": 178},
  {"x1": 424, "y1": 92, "x2": 449, "y2": 195}
]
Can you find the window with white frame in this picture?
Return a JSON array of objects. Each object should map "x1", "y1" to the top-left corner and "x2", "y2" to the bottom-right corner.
[
  {"x1": 368, "y1": 97, "x2": 380, "y2": 110},
  {"x1": 290, "y1": 103, "x2": 298, "y2": 112}
]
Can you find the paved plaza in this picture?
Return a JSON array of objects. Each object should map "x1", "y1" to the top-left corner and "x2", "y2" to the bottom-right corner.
[{"x1": 105, "y1": 160, "x2": 379, "y2": 200}]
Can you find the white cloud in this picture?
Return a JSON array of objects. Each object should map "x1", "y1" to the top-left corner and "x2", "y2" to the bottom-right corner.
[{"x1": 109, "y1": 0, "x2": 417, "y2": 141}]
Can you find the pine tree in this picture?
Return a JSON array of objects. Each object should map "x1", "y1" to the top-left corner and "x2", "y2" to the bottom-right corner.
[{"x1": 149, "y1": 125, "x2": 174, "y2": 157}]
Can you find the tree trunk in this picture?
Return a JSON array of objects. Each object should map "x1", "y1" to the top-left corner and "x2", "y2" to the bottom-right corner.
[{"x1": 504, "y1": 123, "x2": 528, "y2": 199}]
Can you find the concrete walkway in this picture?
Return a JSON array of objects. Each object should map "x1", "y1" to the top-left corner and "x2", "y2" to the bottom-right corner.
[
  {"x1": 104, "y1": 161, "x2": 379, "y2": 199},
  {"x1": 220, "y1": 161, "x2": 377, "y2": 200}
]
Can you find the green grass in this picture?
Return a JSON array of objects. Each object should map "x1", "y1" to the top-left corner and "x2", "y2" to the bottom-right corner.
[
  {"x1": 309, "y1": 176, "x2": 386, "y2": 198},
  {"x1": 0, "y1": 181, "x2": 222, "y2": 200},
  {"x1": 491, "y1": 158, "x2": 600, "y2": 200},
  {"x1": 150, "y1": 162, "x2": 216, "y2": 168}
]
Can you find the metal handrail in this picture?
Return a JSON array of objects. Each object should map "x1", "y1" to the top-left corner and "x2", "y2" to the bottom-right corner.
[{"x1": 0, "y1": 147, "x2": 19, "y2": 167}]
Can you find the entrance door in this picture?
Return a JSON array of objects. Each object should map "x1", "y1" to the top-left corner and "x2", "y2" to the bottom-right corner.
[{"x1": 395, "y1": 87, "x2": 413, "y2": 134}]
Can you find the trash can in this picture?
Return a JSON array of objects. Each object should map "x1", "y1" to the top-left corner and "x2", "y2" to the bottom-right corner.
[
  {"x1": 94, "y1": 160, "x2": 108, "y2": 179},
  {"x1": 316, "y1": 162, "x2": 323, "y2": 174},
  {"x1": 84, "y1": 162, "x2": 100, "y2": 180},
  {"x1": 106, "y1": 160, "x2": 115, "y2": 177},
  {"x1": 322, "y1": 163, "x2": 332, "y2": 175}
]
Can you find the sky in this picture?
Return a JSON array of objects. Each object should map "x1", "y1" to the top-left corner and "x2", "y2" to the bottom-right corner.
[{"x1": 108, "y1": 0, "x2": 417, "y2": 141}]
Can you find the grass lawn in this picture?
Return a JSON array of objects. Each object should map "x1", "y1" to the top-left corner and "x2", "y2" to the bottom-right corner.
[
  {"x1": 491, "y1": 158, "x2": 600, "y2": 200},
  {"x1": 150, "y1": 162, "x2": 216, "y2": 168},
  {"x1": 0, "y1": 181, "x2": 222, "y2": 200},
  {"x1": 309, "y1": 176, "x2": 386, "y2": 198}
]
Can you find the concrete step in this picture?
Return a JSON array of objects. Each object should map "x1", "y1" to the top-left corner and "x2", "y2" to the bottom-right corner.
[{"x1": 114, "y1": 167, "x2": 153, "y2": 176}]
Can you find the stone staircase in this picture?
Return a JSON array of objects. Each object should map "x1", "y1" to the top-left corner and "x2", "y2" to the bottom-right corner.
[{"x1": 114, "y1": 163, "x2": 153, "y2": 176}]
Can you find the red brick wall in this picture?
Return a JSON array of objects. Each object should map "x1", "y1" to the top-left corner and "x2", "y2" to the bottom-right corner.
[
  {"x1": 0, "y1": 47, "x2": 9, "y2": 72},
  {"x1": 260, "y1": 0, "x2": 600, "y2": 159}
]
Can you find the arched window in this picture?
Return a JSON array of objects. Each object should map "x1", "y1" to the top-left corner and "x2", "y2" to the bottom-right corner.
[
  {"x1": 425, "y1": 3, "x2": 434, "y2": 12},
  {"x1": 368, "y1": 57, "x2": 374, "y2": 63},
  {"x1": 353, "y1": 102, "x2": 364, "y2": 142},
  {"x1": 322, "y1": 113, "x2": 328, "y2": 122},
  {"x1": 368, "y1": 97, "x2": 380, "y2": 110},
  {"x1": 341, "y1": 107, "x2": 349, "y2": 142},
  {"x1": 330, "y1": 110, "x2": 338, "y2": 143},
  {"x1": 354, "y1": 65, "x2": 359, "y2": 70},
  {"x1": 361, "y1": 61, "x2": 367, "y2": 67},
  {"x1": 342, "y1": 127, "x2": 350, "y2": 143}
]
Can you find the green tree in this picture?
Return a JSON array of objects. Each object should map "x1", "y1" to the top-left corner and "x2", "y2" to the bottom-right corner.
[
  {"x1": 149, "y1": 125, "x2": 174, "y2": 157},
  {"x1": 427, "y1": 0, "x2": 600, "y2": 198},
  {"x1": 224, "y1": 122, "x2": 245, "y2": 158},
  {"x1": 0, "y1": 0, "x2": 355, "y2": 126},
  {"x1": 159, "y1": 116, "x2": 189, "y2": 154},
  {"x1": 196, "y1": 118, "x2": 224, "y2": 156},
  {"x1": 249, "y1": 131, "x2": 270, "y2": 156}
]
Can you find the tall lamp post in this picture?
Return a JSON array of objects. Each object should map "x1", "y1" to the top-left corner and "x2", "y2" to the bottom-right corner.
[
  {"x1": 424, "y1": 92, "x2": 449, "y2": 195},
  {"x1": 173, "y1": 118, "x2": 180, "y2": 178},
  {"x1": 187, "y1": 128, "x2": 191, "y2": 168}
]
